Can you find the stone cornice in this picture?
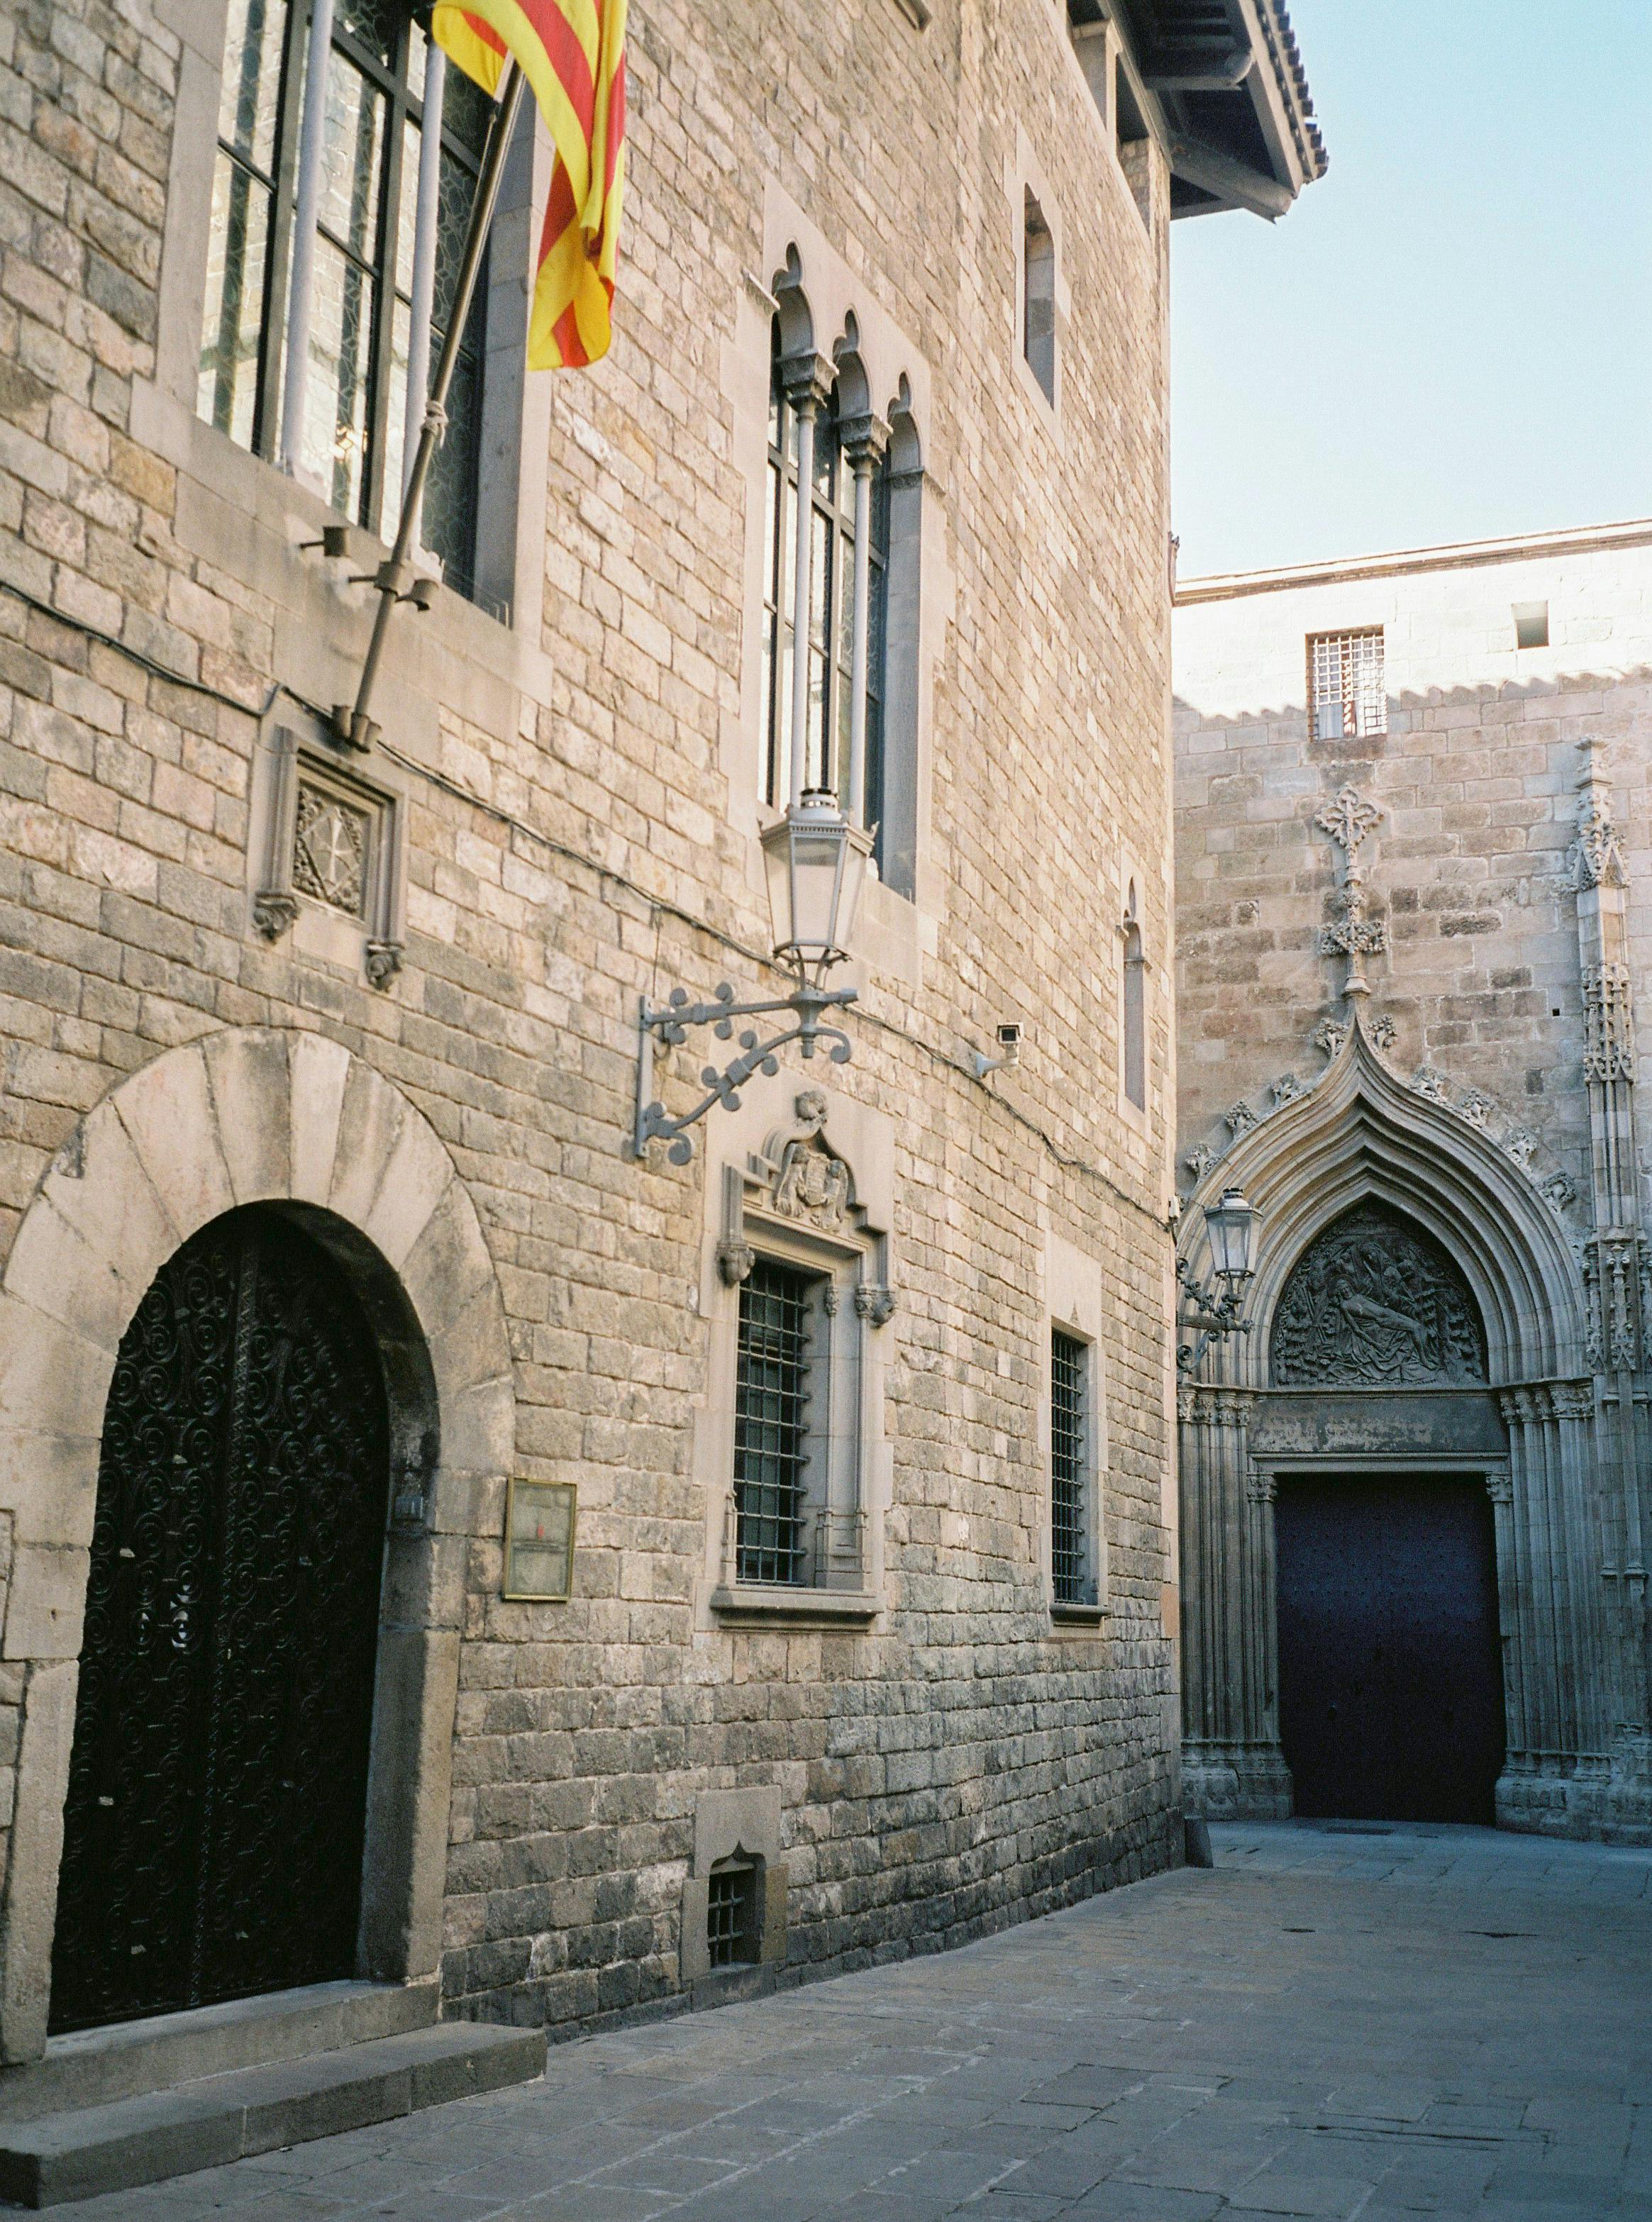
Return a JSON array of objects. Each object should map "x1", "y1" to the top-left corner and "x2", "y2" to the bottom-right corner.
[{"x1": 1176, "y1": 516, "x2": 1652, "y2": 606}]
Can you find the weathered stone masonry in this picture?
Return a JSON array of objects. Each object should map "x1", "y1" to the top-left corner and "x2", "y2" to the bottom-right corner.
[
  {"x1": 0, "y1": 0, "x2": 1312, "y2": 2052},
  {"x1": 1173, "y1": 524, "x2": 1652, "y2": 1841}
]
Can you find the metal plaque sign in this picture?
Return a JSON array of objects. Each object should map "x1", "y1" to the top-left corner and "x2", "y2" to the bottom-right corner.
[{"x1": 502, "y1": 1479, "x2": 577, "y2": 1601}]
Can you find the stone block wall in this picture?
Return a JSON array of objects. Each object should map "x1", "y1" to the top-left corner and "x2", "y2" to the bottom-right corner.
[
  {"x1": 0, "y1": 0, "x2": 1185, "y2": 2042},
  {"x1": 1173, "y1": 530, "x2": 1652, "y2": 1218}
]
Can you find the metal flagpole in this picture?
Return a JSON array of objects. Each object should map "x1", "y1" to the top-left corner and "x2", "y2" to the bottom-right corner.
[{"x1": 333, "y1": 60, "x2": 526, "y2": 750}]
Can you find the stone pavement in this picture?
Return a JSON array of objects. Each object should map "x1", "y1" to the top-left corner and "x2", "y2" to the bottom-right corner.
[{"x1": 52, "y1": 1821, "x2": 1652, "y2": 2221}]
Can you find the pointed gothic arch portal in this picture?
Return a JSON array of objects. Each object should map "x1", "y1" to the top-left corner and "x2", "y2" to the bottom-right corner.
[
  {"x1": 1263, "y1": 1202, "x2": 1504, "y2": 1826},
  {"x1": 1177, "y1": 1013, "x2": 1613, "y2": 1840}
]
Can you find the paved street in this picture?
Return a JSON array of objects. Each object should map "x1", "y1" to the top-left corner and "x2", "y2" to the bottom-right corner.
[{"x1": 59, "y1": 1822, "x2": 1652, "y2": 2221}]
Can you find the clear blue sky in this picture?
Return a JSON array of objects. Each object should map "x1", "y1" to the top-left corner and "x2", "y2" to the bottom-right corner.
[{"x1": 1170, "y1": 1, "x2": 1652, "y2": 577}]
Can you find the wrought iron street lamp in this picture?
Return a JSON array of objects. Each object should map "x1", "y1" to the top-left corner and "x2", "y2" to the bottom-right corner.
[
  {"x1": 633, "y1": 792, "x2": 875, "y2": 1162},
  {"x1": 1176, "y1": 1185, "x2": 1260, "y2": 1374}
]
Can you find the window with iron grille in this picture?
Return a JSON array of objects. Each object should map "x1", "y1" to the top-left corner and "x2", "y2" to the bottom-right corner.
[
  {"x1": 706, "y1": 1860, "x2": 760, "y2": 1969},
  {"x1": 1050, "y1": 1330, "x2": 1089, "y2": 1606},
  {"x1": 1307, "y1": 628, "x2": 1386, "y2": 742},
  {"x1": 763, "y1": 325, "x2": 890, "y2": 831},
  {"x1": 734, "y1": 1259, "x2": 820, "y2": 1586},
  {"x1": 199, "y1": 0, "x2": 492, "y2": 604}
]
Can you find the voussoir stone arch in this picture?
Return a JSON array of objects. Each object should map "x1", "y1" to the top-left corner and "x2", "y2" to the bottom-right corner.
[
  {"x1": 0, "y1": 1026, "x2": 512, "y2": 2061},
  {"x1": 1180, "y1": 1017, "x2": 1586, "y2": 1387}
]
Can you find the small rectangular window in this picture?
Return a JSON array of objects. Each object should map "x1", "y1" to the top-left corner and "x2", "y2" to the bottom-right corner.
[
  {"x1": 1022, "y1": 191, "x2": 1055, "y2": 405},
  {"x1": 734, "y1": 1258, "x2": 822, "y2": 1585},
  {"x1": 1050, "y1": 1331, "x2": 1090, "y2": 1606},
  {"x1": 1308, "y1": 628, "x2": 1385, "y2": 742},
  {"x1": 1513, "y1": 601, "x2": 1548, "y2": 650},
  {"x1": 706, "y1": 1860, "x2": 760, "y2": 1969}
]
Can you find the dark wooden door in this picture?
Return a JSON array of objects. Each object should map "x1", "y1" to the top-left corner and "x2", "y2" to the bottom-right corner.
[
  {"x1": 1274, "y1": 1474, "x2": 1504, "y2": 1825},
  {"x1": 50, "y1": 1208, "x2": 390, "y2": 2033}
]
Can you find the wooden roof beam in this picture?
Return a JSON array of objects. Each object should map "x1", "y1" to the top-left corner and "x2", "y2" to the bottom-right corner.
[
  {"x1": 1141, "y1": 43, "x2": 1254, "y2": 91},
  {"x1": 1167, "y1": 132, "x2": 1294, "y2": 218}
]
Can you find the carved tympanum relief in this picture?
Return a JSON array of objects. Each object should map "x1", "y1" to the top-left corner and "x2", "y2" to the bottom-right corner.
[{"x1": 1270, "y1": 1204, "x2": 1487, "y2": 1388}]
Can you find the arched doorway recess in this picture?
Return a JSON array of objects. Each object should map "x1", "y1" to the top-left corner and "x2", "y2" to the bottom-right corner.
[
  {"x1": 51, "y1": 1206, "x2": 392, "y2": 2033},
  {"x1": 1176, "y1": 1013, "x2": 1634, "y2": 1840},
  {"x1": 0, "y1": 1030, "x2": 513, "y2": 2063},
  {"x1": 1265, "y1": 1202, "x2": 1504, "y2": 1825}
]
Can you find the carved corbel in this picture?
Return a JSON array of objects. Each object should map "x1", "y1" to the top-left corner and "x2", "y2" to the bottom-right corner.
[
  {"x1": 854, "y1": 1284, "x2": 897, "y2": 1327},
  {"x1": 252, "y1": 888, "x2": 299, "y2": 941}
]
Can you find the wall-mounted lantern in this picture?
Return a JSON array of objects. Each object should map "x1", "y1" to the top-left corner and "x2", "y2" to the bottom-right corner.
[
  {"x1": 1175, "y1": 1185, "x2": 1261, "y2": 1373},
  {"x1": 633, "y1": 792, "x2": 875, "y2": 1163}
]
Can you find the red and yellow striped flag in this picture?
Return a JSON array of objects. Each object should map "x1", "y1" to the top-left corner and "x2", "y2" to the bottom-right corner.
[{"x1": 431, "y1": 0, "x2": 626, "y2": 370}]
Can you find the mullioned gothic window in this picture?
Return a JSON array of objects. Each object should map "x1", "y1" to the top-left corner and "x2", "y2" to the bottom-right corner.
[
  {"x1": 200, "y1": 0, "x2": 492, "y2": 604},
  {"x1": 763, "y1": 323, "x2": 891, "y2": 834}
]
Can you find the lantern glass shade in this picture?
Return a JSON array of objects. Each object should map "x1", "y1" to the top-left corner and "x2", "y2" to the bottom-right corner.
[
  {"x1": 1205, "y1": 1187, "x2": 1258, "y2": 1282},
  {"x1": 760, "y1": 793, "x2": 874, "y2": 973}
]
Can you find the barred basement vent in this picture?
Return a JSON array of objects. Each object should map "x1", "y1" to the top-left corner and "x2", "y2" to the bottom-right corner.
[{"x1": 706, "y1": 1859, "x2": 760, "y2": 1969}]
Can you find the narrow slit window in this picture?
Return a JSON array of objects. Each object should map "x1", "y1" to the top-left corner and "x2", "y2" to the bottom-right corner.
[
  {"x1": 1513, "y1": 601, "x2": 1548, "y2": 650},
  {"x1": 1050, "y1": 1330, "x2": 1089, "y2": 1606},
  {"x1": 1308, "y1": 628, "x2": 1385, "y2": 742},
  {"x1": 1022, "y1": 191, "x2": 1055, "y2": 405},
  {"x1": 1122, "y1": 898, "x2": 1146, "y2": 1111},
  {"x1": 734, "y1": 1258, "x2": 820, "y2": 1586}
]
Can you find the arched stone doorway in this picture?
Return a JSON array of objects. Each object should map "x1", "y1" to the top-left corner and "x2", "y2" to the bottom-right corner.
[
  {"x1": 0, "y1": 1030, "x2": 514, "y2": 2063},
  {"x1": 1176, "y1": 1013, "x2": 1637, "y2": 1840},
  {"x1": 51, "y1": 1206, "x2": 394, "y2": 2033},
  {"x1": 1265, "y1": 1202, "x2": 1505, "y2": 1825}
]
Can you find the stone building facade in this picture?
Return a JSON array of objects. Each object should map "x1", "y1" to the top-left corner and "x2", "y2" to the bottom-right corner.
[
  {"x1": 0, "y1": 0, "x2": 1322, "y2": 2112},
  {"x1": 1173, "y1": 519, "x2": 1652, "y2": 1842}
]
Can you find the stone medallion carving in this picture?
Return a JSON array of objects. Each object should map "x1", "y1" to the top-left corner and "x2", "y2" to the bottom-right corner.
[
  {"x1": 1270, "y1": 1204, "x2": 1487, "y2": 1387},
  {"x1": 755, "y1": 1091, "x2": 856, "y2": 1233}
]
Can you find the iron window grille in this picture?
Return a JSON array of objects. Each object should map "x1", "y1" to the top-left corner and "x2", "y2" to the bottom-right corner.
[
  {"x1": 199, "y1": 0, "x2": 492, "y2": 604},
  {"x1": 763, "y1": 325, "x2": 889, "y2": 835},
  {"x1": 1050, "y1": 1329, "x2": 1090, "y2": 1606},
  {"x1": 706, "y1": 1859, "x2": 760, "y2": 1968},
  {"x1": 1307, "y1": 628, "x2": 1386, "y2": 743},
  {"x1": 734, "y1": 1259, "x2": 821, "y2": 1586}
]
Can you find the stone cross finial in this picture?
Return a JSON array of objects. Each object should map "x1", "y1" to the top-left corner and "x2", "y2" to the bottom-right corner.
[{"x1": 1314, "y1": 785, "x2": 1388, "y2": 1001}]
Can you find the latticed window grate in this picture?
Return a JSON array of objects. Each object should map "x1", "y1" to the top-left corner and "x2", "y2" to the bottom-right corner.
[
  {"x1": 706, "y1": 1861, "x2": 758, "y2": 1969},
  {"x1": 1050, "y1": 1330, "x2": 1087, "y2": 1606},
  {"x1": 1308, "y1": 629, "x2": 1386, "y2": 741},
  {"x1": 734, "y1": 1260, "x2": 816, "y2": 1586}
]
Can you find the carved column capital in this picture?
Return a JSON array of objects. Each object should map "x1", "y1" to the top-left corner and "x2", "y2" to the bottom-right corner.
[
  {"x1": 1550, "y1": 1379, "x2": 1596, "y2": 1423},
  {"x1": 838, "y1": 412, "x2": 890, "y2": 473},
  {"x1": 780, "y1": 348, "x2": 836, "y2": 415}
]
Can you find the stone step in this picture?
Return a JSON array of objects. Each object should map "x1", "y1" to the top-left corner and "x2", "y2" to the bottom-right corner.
[
  {"x1": 0, "y1": 2020, "x2": 546, "y2": 2209},
  {"x1": 0, "y1": 1980, "x2": 440, "y2": 2126}
]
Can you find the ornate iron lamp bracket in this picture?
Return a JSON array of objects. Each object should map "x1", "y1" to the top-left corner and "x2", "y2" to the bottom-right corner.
[
  {"x1": 633, "y1": 977, "x2": 858, "y2": 1164},
  {"x1": 1175, "y1": 1254, "x2": 1255, "y2": 1376}
]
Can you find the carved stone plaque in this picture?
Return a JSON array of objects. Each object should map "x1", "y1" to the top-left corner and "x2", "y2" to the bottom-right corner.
[
  {"x1": 1270, "y1": 1204, "x2": 1486, "y2": 1387},
  {"x1": 292, "y1": 782, "x2": 370, "y2": 917}
]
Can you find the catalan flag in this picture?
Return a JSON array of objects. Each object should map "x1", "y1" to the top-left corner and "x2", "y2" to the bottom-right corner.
[{"x1": 431, "y1": 0, "x2": 626, "y2": 370}]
